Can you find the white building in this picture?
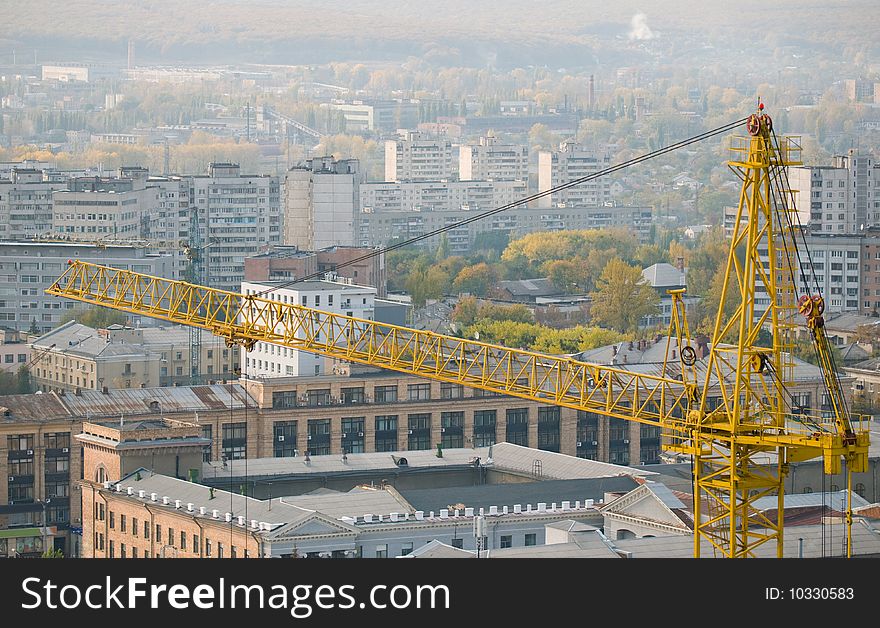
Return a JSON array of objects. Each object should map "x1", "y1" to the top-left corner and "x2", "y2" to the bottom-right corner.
[
  {"x1": 384, "y1": 130, "x2": 455, "y2": 182},
  {"x1": 190, "y1": 163, "x2": 282, "y2": 291},
  {"x1": 360, "y1": 179, "x2": 527, "y2": 215},
  {"x1": 788, "y1": 149, "x2": 877, "y2": 234},
  {"x1": 537, "y1": 141, "x2": 611, "y2": 209},
  {"x1": 459, "y1": 134, "x2": 528, "y2": 182},
  {"x1": 0, "y1": 167, "x2": 67, "y2": 239},
  {"x1": 283, "y1": 157, "x2": 360, "y2": 251},
  {"x1": 240, "y1": 279, "x2": 376, "y2": 378}
]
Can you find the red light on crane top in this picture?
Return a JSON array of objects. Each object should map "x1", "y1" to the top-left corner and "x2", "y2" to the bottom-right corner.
[{"x1": 758, "y1": 102, "x2": 764, "y2": 110}]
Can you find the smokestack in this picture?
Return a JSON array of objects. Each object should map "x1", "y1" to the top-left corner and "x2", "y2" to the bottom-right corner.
[{"x1": 589, "y1": 74, "x2": 595, "y2": 109}]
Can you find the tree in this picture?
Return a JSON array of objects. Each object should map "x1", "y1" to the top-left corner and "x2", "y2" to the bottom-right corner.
[
  {"x1": 589, "y1": 258, "x2": 660, "y2": 333},
  {"x1": 60, "y1": 306, "x2": 128, "y2": 329},
  {"x1": 452, "y1": 263, "x2": 497, "y2": 297},
  {"x1": 28, "y1": 319, "x2": 39, "y2": 335}
]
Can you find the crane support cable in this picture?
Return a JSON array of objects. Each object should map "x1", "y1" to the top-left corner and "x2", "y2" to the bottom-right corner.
[{"x1": 255, "y1": 117, "x2": 749, "y2": 296}]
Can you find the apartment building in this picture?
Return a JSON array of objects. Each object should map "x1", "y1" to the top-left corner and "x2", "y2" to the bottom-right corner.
[
  {"x1": 0, "y1": 168, "x2": 67, "y2": 239},
  {"x1": 0, "y1": 241, "x2": 175, "y2": 334},
  {"x1": 384, "y1": 130, "x2": 455, "y2": 182},
  {"x1": 459, "y1": 134, "x2": 528, "y2": 182},
  {"x1": 240, "y1": 279, "x2": 377, "y2": 378},
  {"x1": 537, "y1": 141, "x2": 612, "y2": 209},
  {"x1": 788, "y1": 149, "x2": 877, "y2": 234},
  {"x1": 283, "y1": 157, "x2": 360, "y2": 251},
  {"x1": 190, "y1": 162, "x2": 282, "y2": 291},
  {"x1": 51, "y1": 175, "x2": 160, "y2": 239}
]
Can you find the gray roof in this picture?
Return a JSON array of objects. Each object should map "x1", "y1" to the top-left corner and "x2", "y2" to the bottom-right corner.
[
  {"x1": 31, "y1": 321, "x2": 153, "y2": 359},
  {"x1": 497, "y1": 278, "x2": 561, "y2": 298},
  {"x1": 612, "y1": 519, "x2": 880, "y2": 558},
  {"x1": 641, "y1": 263, "x2": 686, "y2": 288},
  {"x1": 573, "y1": 336, "x2": 834, "y2": 384},
  {"x1": 113, "y1": 469, "x2": 313, "y2": 528},
  {"x1": 839, "y1": 343, "x2": 870, "y2": 362},
  {"x1": 208, "y1": 442, "x2": 655, "y2": 482},
  {"x1": 818, "y1": 312, "x2": 880, "y2": 333},
  {"x1": 60, "y1": 383, "x2": 254, "y2": 416},
  {"x1": 281, "y1": 486, "x2": 413, "y2": 519},
  {"x1": 544, "y1": 519, "x2": 597, "y2": 533},
  {"x1": 644, "y1": 481, "x2": 686, "y2": 509},
  {"x1": 398, "y1": 476, "x2": 640, "y2": 513},
  {"x1": 487, "y1": 442, "x2": 656, "y2": 480},
  {"x1": 752, "y1": 491, "x2": 871, "y2": 512},
  {"x1": 207, "y1": 446, "x2": 494, "y2": 481}
]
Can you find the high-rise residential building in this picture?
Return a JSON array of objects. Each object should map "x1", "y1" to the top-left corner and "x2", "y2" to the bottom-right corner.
[
  {"x1": 788, "y1": 149, "x2": 877, "y2": 234},
  {"x1": 459, "y1": 134, "x2": 528, "y2": 182},
  {"x1": 384, "y1": 130, "x2": 455, "y2": 182},
  {"x1": 283, "y1": 157, "x2": 360, "y2": 251},
  {"x1": 240, "y1": 279, "x2": 377, "y2": 378},
  {"x1": 51, "y1": 173, "x2": 160, "y2": 239},
  {"x1": 190, "y1": 163, "x2": 281, "y2": 291},
  {"x1": 0, "y1": 241, "x2": 176, "y2": 333},
  {"x1": 360, "y1": 179, "x2": 528, "y2": 215},
  {"x1": 537, "y1": 141, "x2": 611, "y2": 209},
  {"x1": 0, "y1": 168, "x2": 67, "y2": 240}
]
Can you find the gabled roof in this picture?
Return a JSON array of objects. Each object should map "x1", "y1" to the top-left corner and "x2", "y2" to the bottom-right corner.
[
  {"x1": 600, "y1": 481, "x2": 694, "y2": 531},
  {"x1": 641, "y1": 262, "x2": 686, "y2": 288},
  {"x1": 497, "y1": 278, "x2": 561, "y2": 298},
  {"x1": 403, "y1": 539, "x2": 474, "y2": 558}
]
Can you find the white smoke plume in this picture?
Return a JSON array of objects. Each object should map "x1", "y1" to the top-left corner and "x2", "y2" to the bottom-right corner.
[{"x1": 628, "y1": 12, "x2": 655, "y2": 41}]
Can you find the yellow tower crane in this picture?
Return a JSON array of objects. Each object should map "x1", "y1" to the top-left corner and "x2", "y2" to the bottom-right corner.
[{"x1": 46, "y1": 109, "x2": 869, "y2": 558}]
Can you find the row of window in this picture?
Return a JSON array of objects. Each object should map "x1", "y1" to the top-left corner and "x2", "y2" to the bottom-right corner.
[
  {"x1": 271, "y1": 383, "x2": 473, "y2": 408},
  {"x1": 98, "y1": 508, "x2": 249, "y2": 557}
]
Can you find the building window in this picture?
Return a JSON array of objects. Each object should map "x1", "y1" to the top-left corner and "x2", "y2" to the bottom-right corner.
[
  {"x1": 121, "y1": 543, "x2": 126, "y2": 558},
  {"x1": 222, "y1": 422, "x2": 247, "y2": 460},
  {"x1": 201, "y1": 424, "x2": 213, "y2": 462},
  {"x1": 109, "y1": 540, "x2": 115, "y2": 558},
  {"x1": 205, "y1": 540, "x2": 212, "y2": 557},
  {"x1": 524, "y1": 534, "x2": 536, "y2": 547},
  {"x1": 451, "y1": 538, "x2": 463, "y2": 549},
  {"x1": 407, "y1": 383, "x2": 431, "y2": 401},
  {"x1": 341, "y1": 387, "x2": 365, "y2": 404},
  {"x1": 500, "y1": 535, "x2": 513, "y2": 549},
  {"x1": 440, "y1": 383, "x2": 463, "y2": 399},
  {"x1": 193, "y1": 535, "x2": 199, "y2": 553},
  {"x1": 375, "y1": 544, "x2": 388, "y2": 558},
  {"x1": 155, "y1": 525, "x2": 161, "y2": 543},
  {"x1": 144, "y1": 521, "x2": 150, "y2": 539},
  {"x1": 341, "y1": 417, "x2": 365, "y2": 454},
  {"x1": 273, "y1": 421, "x2": 298, "y2": 457},
  {"x1": 505, "y1": 408, "x2": 529, "y2": 446},
  {"x1": 307, "y1": 419, "x2": 331, "y2": 456},
  {"x1": 537, "y1": 407, "x2": 560, "y2": 453},
  {"x1": 473, "y1": 410, "x2": 496, "y2": 447},
  {"x1": 440, "y1": 411, "x2": 464, "y2": 448},
  {"x1": 132, "y1": 518, "x2": 138, "y2": 537},
  {"x1": 407, "y1": 413, "x2": 431, "y2": 450},
  {"x1": 109, "y1": 511, "x2": 115, "y2": 529},
  {"x1": 374, "y1": 385, "x2": 397, "y2": 403},
  {"x1": 307, "y1": 389, "x2": 331, "y2": 407},
  {"x1": 217, "y1": 543, "x2": 224, "y2": 558},
  {"x1": 400, "y1": 543, "x2": 413, "y2": 556},
  {"x1": 120, "y1": 514, "x2": 126, "y2": 533},
  {"x1": 375, "y1": 415, "x2": 398, "y2": 452}
]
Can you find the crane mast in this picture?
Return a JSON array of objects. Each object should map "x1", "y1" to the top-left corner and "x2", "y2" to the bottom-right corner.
[{"x1": 46, "y1": 109, "x2": 869, "y2": 558}]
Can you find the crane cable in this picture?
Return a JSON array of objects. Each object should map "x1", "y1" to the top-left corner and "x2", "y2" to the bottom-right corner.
[{"x1": 253, "y1": 116, "x2": 749, "y2": 297}]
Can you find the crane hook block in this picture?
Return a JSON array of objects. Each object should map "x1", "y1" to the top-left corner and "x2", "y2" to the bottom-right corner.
[{"x1": 680, "y1": 346, "x2": 697, "y2": 366}]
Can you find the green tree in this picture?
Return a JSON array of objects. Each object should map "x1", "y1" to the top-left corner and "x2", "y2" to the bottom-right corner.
[
  {"x1": 589, "y1": 258, "x2": 660, "y2": 333},
  {"x1": 60, "y1": 306, "x2": 128, "y2": 329},
  {"x1": 452, "y1": 263, "x2": 497, "y2": 297}
]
